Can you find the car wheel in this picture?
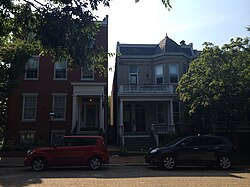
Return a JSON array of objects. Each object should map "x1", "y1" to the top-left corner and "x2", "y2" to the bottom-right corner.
[
  {"x1": 32, "y1": 157, "x2": 47, "y2": 171},
  {"x1": 217, "y1": 155, "x2": 232, "y2": 170},
  {"x1": 89, "y1": 156, "x2": 102, "y2": 170},
  {"x1": 162, "y1": 156, "x2": 176, "y2": 170}
]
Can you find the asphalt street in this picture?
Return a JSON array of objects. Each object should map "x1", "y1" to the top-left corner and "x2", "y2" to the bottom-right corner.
[{"x1": 0, "y1": 165, "x2": 250, "y2": 187}]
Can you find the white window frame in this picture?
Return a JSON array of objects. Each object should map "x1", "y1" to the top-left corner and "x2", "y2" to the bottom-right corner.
[
  {"x1": 24, "y1": 56, "x2": 39, "y2": 80},
  {"x1": 54, "y1": 59, "x2": 67, "y2": 80},
  {"x1": 169, "y1": 63, "x2": 179, "y2": 84},
  {"x1": 22, "y1": 93, "x2": 38, "y2": 122},
  {"x1": 129, "y1": 66, "x2": 138, "y2": 85},
  {"x1": 81, "y1": 64, "x2": 94, "y2": 80},
  {"x1": 155, "y1": 64, "x2": 163, "y2": 84},
  {"x1": 52, "y1": 93, "x2": 67, "y2": 121}
]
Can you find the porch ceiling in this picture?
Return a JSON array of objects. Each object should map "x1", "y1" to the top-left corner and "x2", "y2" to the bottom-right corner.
[{"x1": 71, "y1": 82, "x2": 106, "y2": 96}]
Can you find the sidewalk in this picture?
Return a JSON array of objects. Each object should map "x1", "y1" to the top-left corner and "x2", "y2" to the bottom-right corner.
[{"x1": 0, "y1": 155, "x2": 146, "y2": 167}]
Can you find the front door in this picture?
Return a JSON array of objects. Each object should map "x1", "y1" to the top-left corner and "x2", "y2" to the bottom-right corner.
[
  {"x1": 80, "y1": 101, "x2": 99, "y2": 131},
  {"x1": 123, "y1": 104, "x2": 146, "y2": 133},
  {"x1": 135, "y1": 106, "x2": 145, "y2": 132},
  {"x1": 86, "y1": 105, "x2": 97, "y2": 128},
  {"x1": 124, "y1": 105, "x2": 132, "y2": 132}
]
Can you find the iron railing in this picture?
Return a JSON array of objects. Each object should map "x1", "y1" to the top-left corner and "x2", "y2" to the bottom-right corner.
[{"x1": 119, "y1": 84, "x2": 174, "y2": 94}]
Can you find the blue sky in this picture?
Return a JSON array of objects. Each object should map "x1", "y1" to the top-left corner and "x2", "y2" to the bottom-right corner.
[{"x1": 94, "y1": 0, "x2": 250, "y2": 94}]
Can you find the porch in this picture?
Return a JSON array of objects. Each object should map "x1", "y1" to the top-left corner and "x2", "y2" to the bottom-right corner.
[
  {"x1": 71, "y1": 83, "x2": 106, "y2": 135},
  {"x1": 117, "y1": 99, "x2": 178, "y2": 148}
]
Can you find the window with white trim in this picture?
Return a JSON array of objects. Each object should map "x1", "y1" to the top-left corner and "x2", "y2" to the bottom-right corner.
[
  {"x1": 54, "y1": 59, "x2": 67, "y2": 79},
  {"x1": 81, "y1": 63, "x2": 94, "y2": 80},
  {"x1": 25, "y1": 57, "x2": 39, "y2": 79},
  {"x1": 22, "y1": 94, "x2": 37, "y2": 121},
  {"x1": 53, "y1": 95, "x2": 66, "y2": 120},
  {"x1": 169, "y1": 64, "x2": 179, "y2": 83},
  {"x1": 129, "y1": 66, "x2": 138, "y2": 85},
  {"x1": 155, "y1": 64, "x2": 163, "y2": 84}
]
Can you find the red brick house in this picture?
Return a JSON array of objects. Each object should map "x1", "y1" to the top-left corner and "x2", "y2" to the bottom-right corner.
[{"x1": 6, "y1": 16, "x2": 108, "y2": 145}]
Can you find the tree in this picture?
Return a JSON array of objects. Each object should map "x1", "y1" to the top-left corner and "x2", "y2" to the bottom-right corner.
[
  {"x1": 1, "y1": 0, "x2": 110, "y2": 66},
  {"x1": 177, "y1": 34, "x2": 250, "y2": 133},
  {"x1": 0, "y1": 0, "x2": 110, "y2": 145}
]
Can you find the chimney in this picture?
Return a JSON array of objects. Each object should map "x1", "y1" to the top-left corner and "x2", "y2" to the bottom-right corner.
[{"x1": 180, "y1": 40, "x2": 186, "y2": 45}]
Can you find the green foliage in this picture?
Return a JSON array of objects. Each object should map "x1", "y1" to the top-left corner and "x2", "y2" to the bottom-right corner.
[
  {"x1": 0, "y1": 0, "x2": 110, "y2": 68},
  {"x1": 0, "y1": 39, "x2": 42, "y2": 144},
  {"x1": 177, "y1": 34, "x2": 250, "y2": 127},
  {"x1": 0, "y1": 0, "x2": 110, "y2": 145}
]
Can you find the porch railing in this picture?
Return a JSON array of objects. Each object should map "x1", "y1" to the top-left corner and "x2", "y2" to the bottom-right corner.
[
  {"x1": 153, "y1": 125, "x2": 176, "y2": 134},
  {"x1": 119, "y1": 84, "x2": 174, "y2": 94},
  {"x1": 151, "y1": 124, "x2": 159, "y2": 147}
]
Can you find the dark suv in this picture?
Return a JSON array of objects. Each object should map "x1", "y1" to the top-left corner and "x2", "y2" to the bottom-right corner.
[
  {"x1": 145, "y1": 135, "x2": 234, "y2": 170},
  {"x1": 24, "y1": 136, "x2": 109, "y2": 171}
]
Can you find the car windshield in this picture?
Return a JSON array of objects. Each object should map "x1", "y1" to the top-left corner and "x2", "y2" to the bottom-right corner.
[{"x1": 165, "y1": 137, "x2": 185, "y2": 147}]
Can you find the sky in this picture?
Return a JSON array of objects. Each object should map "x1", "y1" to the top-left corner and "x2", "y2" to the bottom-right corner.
[{"x1": 93, "y1": 0, "x2": 250, "y2": 94}]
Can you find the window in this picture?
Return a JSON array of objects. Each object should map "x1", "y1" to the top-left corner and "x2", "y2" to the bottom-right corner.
[
  {"x1": 157, "y1": 103, "x2": 165, "y2": 123},
  {"x1": 54, "y1": 60, "x2": 67, "y2": 79},
  {"x1": 25, "y1": 56, "x2": 39, "y2": 79},
  {"x1": 53, "y1": 94, "x2": 66, "y2": 120},
  {"x1": 183, "y1": 137, "x2": 197, "y2": 146},
  {"x1": 129, "y1": 66, "x2": 138, "y2": 85},
  {"x1": 183, "y1": 64, "x2": 188, "y2": 74},
  {"x1": 169, "y1": 64, "x2": 179, "y2": 83},
  {"x1": 22, "y1": 94, "x2": 37, "y2": 121},
  {"x1": 55, "y1": 137, "x2": 97, "y2": 147},
  {"x1": 155, "y1": 64, "x2": 163, "y2": 84},
  {"x1": 20, "y1": 132, "x2": 35, "y2": 144},
  {"x1": 173, "y1": 102, "x2": 180, "y2": 124},
  {"x1": 82, "y1": 63, "x2": 94, "y2": 80}
]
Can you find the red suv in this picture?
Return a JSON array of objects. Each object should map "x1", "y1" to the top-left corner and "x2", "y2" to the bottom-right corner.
[{"x1": 24, "y1": 135, "x2": 109, "y2": 171}]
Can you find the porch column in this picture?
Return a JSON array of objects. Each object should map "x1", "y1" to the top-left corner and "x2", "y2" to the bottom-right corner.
[
  {"x1": 119, "y1": 99, "x2": 124, "y2": 146},
  {"x1": 100, "y1": 94, "x2": 104, "y2": 132},
  {"x1": 71, "y1": 95, "x2": 77, "y2": 133},
  {"x1": 170, "y1": 100, "x2": 174, "y2": 125}
]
